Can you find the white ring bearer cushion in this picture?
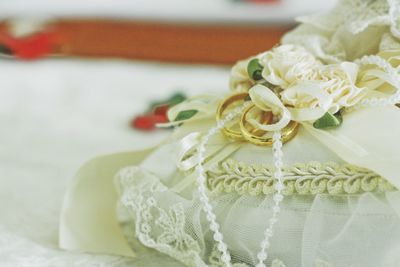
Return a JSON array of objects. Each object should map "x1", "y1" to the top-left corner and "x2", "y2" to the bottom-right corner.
[{"x1": 60, "y1": 0, "x2": 400, "y2": 266}]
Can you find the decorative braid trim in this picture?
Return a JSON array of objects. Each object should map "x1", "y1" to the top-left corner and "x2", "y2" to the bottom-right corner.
[{"x1": 206, "y1": 159, "x2": 395, "y2": 195}]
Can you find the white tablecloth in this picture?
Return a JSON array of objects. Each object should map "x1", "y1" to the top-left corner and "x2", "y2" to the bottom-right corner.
[
  {"x1": 0, "y1": 59, "x2": 228, "y2": 266},
  {"x1": 0, "y1": 0, "x2": 336, "y2": 24}
]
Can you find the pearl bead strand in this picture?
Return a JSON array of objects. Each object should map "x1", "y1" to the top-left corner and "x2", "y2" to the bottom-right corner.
[
  {"x1": 256, "y1": 131, "x2": 284, "y2": 267},
  {"x1": 349, "y1": 55, "x2": 400, "y2": 111},
  {"x1": 196, "y1": 104, "x2": 248, "y2": 267},
  {"x1": 195, "y1": 102, "x2": 285, "y2": 267}
]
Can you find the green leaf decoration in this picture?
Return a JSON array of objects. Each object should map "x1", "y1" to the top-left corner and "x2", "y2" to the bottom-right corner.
[
  {"x1": 313, "y1": 111, "x2": 343, "y2": 129},
  {"x1": 247, "y1": 58, "x2": 263, "y2": 81},
  {"x1": 174, "y1": 109, "x2": 198, "y2": 121},
  {"x1": 149, "y1": 92, "x2": 187, "y2": 111},
  {"x1": 168, "y1": 93, "x2": 187, "y2": 106}
]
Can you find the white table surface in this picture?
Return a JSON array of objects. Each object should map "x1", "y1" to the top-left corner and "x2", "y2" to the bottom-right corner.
[
  {"x1": 0, "y1": 58, "x2": 229, "y2": 266},
  {"x1": 0, "y1": 0, "x2": 337, "y2": 24}
]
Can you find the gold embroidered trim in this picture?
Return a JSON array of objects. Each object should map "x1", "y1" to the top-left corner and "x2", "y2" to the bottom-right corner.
[{"x1": 206, "y1": 159, "x2": 395, "y2": 195}]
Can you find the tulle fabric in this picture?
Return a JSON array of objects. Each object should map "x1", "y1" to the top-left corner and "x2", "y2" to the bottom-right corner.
[{"x1": 114, "y1": 129, "x2": 400, "y2": 267}]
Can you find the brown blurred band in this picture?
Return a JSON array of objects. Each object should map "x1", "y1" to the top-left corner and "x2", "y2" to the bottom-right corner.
[
  {"x1": 57, "y1": 20, "x2": 292, "y2": 64},
  {"x1": 1, "y1": 20, "x2": 292, "y2": 64}
]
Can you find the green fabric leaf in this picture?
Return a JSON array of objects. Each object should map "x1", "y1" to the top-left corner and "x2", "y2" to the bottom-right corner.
[
  {"x1": 149, "y1": 92, "x2": 187, "y2": 111},
  {"x1": 313, "y1": 111, "x2": 343, "y2": 129},
  {"x1": 168, "y1": 93, "x2": 187, "y2": 106},
  {"x1": 174, "y1": 109, "x2": 198, "y2": 121},
  {"x1": 247, "y1": 58, "x2": 263, "y2": 81}
]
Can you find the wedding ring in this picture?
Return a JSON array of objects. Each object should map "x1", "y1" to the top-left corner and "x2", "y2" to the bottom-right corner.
[
  {"x1": 239, "y1": 104, "x2": 299, "y2": 146},
  {"x1": 216, "y1": 92, "x2": 249, "y2": 141}
]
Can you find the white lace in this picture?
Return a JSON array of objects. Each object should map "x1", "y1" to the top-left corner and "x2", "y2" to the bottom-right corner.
[
  {"x1": 298, "y1": 0, "x2": 390, "y2": 34},
  {"x1": 341, "y1": 54, "x2": 400, "y2": 115},
  {"x1": 357, "y1": 55, "x2": 400, "y2": 104},
  {"x1": 118, "y1": 175, "x2": 202, "y2": 266},
  {"x1": 117, "y1": 168, "x2": 344, "y2": 267},
  {"x1": 283, "y1": 0, "x2": 400, "y2": 63}
]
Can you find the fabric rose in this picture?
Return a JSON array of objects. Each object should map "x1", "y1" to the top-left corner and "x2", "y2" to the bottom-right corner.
[
  {"x1": 259, "y1": 44, "x2": 321, "y2": 88},
  {"x1": 229, "y1": 58, "x2": 255, "y2": 92},
  {"x1": 280, "y1": 62, "x2": 366, "y2": 114}
]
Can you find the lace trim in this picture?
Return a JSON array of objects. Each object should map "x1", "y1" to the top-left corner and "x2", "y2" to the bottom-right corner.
[
  {"x1": 206, "y1": 159, "x2": 395, "y2": 196},
  {"x1": 118, "y1": 169, "x2": 203, "y2": 267},
  {"x1": 298, "y1": 0, "x2": 390, "y2": 34},
  {"x1": 117, "y1": 167, "x2": 337, "y2": 267},
  {"x1": 208, "y1": 244, "x2": 333, "y2": 267},
  {"x1": 283, "y1": 0, "x2": 400, "y2": 63}
]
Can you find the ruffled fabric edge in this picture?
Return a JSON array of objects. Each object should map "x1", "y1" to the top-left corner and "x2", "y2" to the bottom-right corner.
[
  {"x1": 282, "y1": 0, "x2": 400, "y2": 63},
  {"x1": 58, "y1": 148, "x2": 156, "y2": 258}
]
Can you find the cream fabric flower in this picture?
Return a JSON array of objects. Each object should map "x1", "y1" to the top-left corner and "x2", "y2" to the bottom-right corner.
[
  {"x1": 229, "y1": 58, "x2": 255, "y2": 92},
  {"x1": 236, "y1": 45, "x2": 368, "y2": 128},
  {"x1": 259, "y1": 44, "x2": 321, "y2": 88},
  {"x1": 280, "y1": 62, "x2": 366, "y2": 114}
]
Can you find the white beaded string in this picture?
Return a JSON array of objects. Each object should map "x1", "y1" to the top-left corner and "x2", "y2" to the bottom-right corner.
[
  {"x1": 196, "y1": 104, "x2": 247, "y2": 267},
  {"x1": 349, "y1": 55, "x2": 400, "y2": 112},
  {"x1": 195, "y1": 102, "x2": 285, "y2": 267},
  {"x1": 256, "y1": 131, "x2": 284, "y2": 267}
]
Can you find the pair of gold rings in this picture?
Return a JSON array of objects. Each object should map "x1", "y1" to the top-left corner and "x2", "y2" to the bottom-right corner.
[{"x1": 216, "y1": 93, "x2": 299, "y2": 146}]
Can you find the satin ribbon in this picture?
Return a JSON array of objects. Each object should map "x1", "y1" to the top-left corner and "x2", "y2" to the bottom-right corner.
[
  {"x1": 247, "y1": 84, "x2": 292, "y2": 131},
  {"x1": 176, "y1": 131, "x2": 230, "y2": 171},
  {"x1": 359, "y1": 50, "x2": 400, "y2": 98},
  {"x1": 245, "y1": 83, "x2": 332, "y2": 132},
  {"x1": 157, "y1": 94, "x2": 220, "y2": 128}
]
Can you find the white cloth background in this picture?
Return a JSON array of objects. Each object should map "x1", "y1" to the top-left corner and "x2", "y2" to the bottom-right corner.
[
  {"x1": 0, "y1": 0, "x2": 335, "y2": 24},
  {"x1": 0, "y1": 58, "x2": 228, "y2": 266}
]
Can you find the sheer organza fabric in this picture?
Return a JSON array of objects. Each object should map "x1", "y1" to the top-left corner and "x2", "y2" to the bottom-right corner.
[{"x1": 114, "y1": 122, "x2": 400, "y2": 267}]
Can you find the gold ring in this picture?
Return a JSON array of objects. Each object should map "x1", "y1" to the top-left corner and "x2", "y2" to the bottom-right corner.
[
  {"x1": 216, "y1": 92, "x2": 249, "y2": 141},
  {"x1": 239, "y1": 104, "x2": 299, "y2": 146}
]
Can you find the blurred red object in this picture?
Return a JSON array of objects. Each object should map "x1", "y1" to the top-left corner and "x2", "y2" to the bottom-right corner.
[
  {"x1": 0, "y1": 31, "x2": 57, "y2": 60},
  {"x1": 132, "y1": 115, "x2": 156, "y2": 131},
  {"x1": 132, "y1": 104, "x2": 169, "y2": 131},
  {"x1": 153, "y1": 105, "x2": 169, "y2": 118}
]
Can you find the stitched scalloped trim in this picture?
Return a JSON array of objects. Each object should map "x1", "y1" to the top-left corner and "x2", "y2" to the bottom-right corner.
[{"x1": 206, "y1": 159, "x2": 396, "y2": 195}]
